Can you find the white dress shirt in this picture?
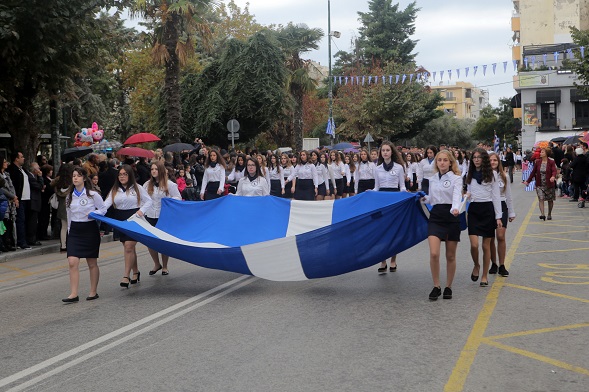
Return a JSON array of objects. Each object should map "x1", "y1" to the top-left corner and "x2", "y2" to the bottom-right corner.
[
  {"x1": 267, "y1": 166, "x2": 285, "y2": 189},
  {"x1": 103, "y1": 185, "x2": 153, "y2": 214},
  {"x1": 498, "y1": 175, "x2": 516, "y2": 218},
  {"x1": 143, "y1": 180, "x2": 181, "y2": 218},
  {"x1": 236, "y1": 176, "x2": 270, "y2": 196},
  {"x1": 287, "y1": 163, "x2": 319, "y2": 187},
  {"x1": 423, "y1": 171, "x2": 463, "y2": 212},
  {"x1": 467, "y1": 171, "x2": 502, "y2": 219},
  {"x1": 374, "y1": 162, "x2": 406, "y2": 191},
  {"x1": 329, "y1": 162, "x2": 346, "y2": 179},
  {"x1": 201, "y1": 165, "x2": 226, "y2": 195},
  {"x1": 66, "y1": 188, "x2": 107, "y2": 231},
  {"x1": 227, "y1": 167, "x2": 245, "y2": 183},
  {"x1": 417, "y1": 158, "x2": 436, "y2": 189}
]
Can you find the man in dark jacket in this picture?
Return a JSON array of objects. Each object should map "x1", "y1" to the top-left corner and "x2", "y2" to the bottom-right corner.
[
  {"x1": 136, "y1": 157, "x2": 150, "y2": 185},
  {"x1": 26, "y1": 162, "x2": 44, "y2": 246},
  {"x1": 569, "y1": 147, "x2": 587, "y2": 202},
  {"x1": 7, "y1": 151, "x2": 32, "y2": 249}
]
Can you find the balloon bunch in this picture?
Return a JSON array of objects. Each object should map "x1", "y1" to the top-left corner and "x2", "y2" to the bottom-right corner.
[{"x1": 73, "y1": 122, "x2": 104, "y2": 147}]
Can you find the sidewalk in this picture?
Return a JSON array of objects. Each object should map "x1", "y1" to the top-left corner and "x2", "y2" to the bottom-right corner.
[{"x1": 0, "y1": 234, "x2": 115, "y2": 263}]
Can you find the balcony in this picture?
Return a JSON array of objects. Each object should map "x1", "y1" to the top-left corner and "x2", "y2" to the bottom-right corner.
[
  {"x1": 538, "y1": 119, "x2": 559, "y2": 132},
  {"x1": 511, "y1": 16, "x2": 520, "y2": 32}
]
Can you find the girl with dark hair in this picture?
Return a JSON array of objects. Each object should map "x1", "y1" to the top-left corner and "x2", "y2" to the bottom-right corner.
[
  {"x1": 417, "y1": 145, "x2": 439, "y2": 192},
  {"x1": 328, "y1": 150, "x2": 346, "y2": 199},
  {"x1": 488, "y1": 152, "x2": 515, "y2": 277},
  {"x1": 266, "y1": 153, "x2": 285, "y2": 197},
  {"x1": 144, "y1": 160, "x2": 181, "y2": 276},
  {"x1": 227, "y1": 153, "x2": 247, "y2": 191},
  {"x1": 280, "y1": 153, "x2": 295, "y2": 199},
  {"x1": 51, "y1": 163, "x2": 74, "y2": 252},
  {"x1": 312, "y1": 151, "x2": 335, "y2": 201},
  {"x1": 375, "y1": 141, "x2": 406, "y2": 273},
  {"x1": 465, "y1": 148, "x2": 503, "y2": 286},
  {"x1": 354, "y1": 149, "x2": 376, "y2": 194},
  {"x1": 343, "y1": 154, "x2": 356, "y2": 198},
  {"x1": 104, "y1": 164, "x2": 152, "y2": 288},
  {"x1": 200, "y1": 149, "x2": 227, "y2": 201},
  {"x1": 62, "y1": 167, "x2": 107, "y2": 302},
  {"x1": 423, "y1": 150, "x2": 463, "y2": 300},
  {"x1": 236, "y1": 157, "x2": 270, "y2": 196},
  {"x1": 287, "y1": 151, "x2": 318, "y2": 201}
]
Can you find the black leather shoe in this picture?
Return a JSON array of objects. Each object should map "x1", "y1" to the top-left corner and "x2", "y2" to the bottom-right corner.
[
  {"x1": 62, "y1": 296, "x2": 79, "y2": 303},
  {"x1": 130, "y1": 271, "x2": 140, "y2": 284},
  {"x1": 443, "y1": 287, "x2": 452, "y2": 299},
  {"x1": 429, "y1": 287, "x2": 442, "y2": 300},
  {"x1": 120, "y1": 277, "x2": 130, "y2": 288},
  {"x1": 86, "y1": 294, "x2": 99, "y2": 301},
  {"x1": 498, "y1": 265, "x2": 509, "y2": 277},
  {"x1": 149, "y1": 265, "x2": 162, "y2": 275},
  {"x1": 489, "y1": 263, "x2": 498, "y2": 274}
]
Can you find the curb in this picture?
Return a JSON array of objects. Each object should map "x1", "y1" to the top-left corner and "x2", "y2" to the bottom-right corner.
[{"x1": 0, "y1": 234, "x2": 115, "y2": 263}]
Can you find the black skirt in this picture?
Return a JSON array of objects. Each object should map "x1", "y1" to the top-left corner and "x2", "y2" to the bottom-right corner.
[
  {"x1": 67, "y1": 221, "x2": 101, "y2": 259},
  {"x1": 295, "y1": 178, "x2": 315, "y2": 201},
  {"x1": 467, "y1": 201, "x2": 496, "y2": 238},
  {"x1": 270, "y1": 179, "x2": 282, "y2": 197},
  {"x1": 283, "y1": 178, "x2": 294, "y2": 198},
  {"x1": 379, "y1": 188, "x2": 399, "y2": 192},
  {"x1": 428, "y1": 204, "x2": 461, "y2": 242},
  {"x1": 111, "y1": 208, "x2": 139, "y2": 243},
  {"x1": 500, "y1": 200, "x2": 508, "y2": 228},
  {"x1": 317, "y1": 182, "x2": 327, "y2": 196},
  {"x1": 145, "y1": 216, "x2": 158, "y2": 227},
  {"x1": 357, "y1": 179, "x2": 375, "y2": 194},
  {"x1": 204, "y1": 181, "x2": 222, "y2": 200},
  {"x1": 334, "y1": 178, "x2": 344, "y2": 196},
  {"x1": 344, "y1": 176, "x2": 355, "y2": 193}
]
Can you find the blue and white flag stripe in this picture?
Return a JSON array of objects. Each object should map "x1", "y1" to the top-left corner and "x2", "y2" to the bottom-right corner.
[{"x1": 92, "y1": 192, "x2": 429, "y2": 281}]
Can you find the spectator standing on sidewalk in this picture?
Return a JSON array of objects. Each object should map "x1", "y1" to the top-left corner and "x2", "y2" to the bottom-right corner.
[
  {"x1": 26, "y1": 162, "x2": 44, "y2": 246},
  {"x1": 569, "y1": 147, "x2": 587, "y2": 202},
  {"x1": 7, "y1": 151, "x2": 32, "y2": 250},
  {"x1": 51, "y1": 164, "x2": 73, "y2": 252},
  {"x1": 0, "y1": 157, "x2": 18, "y2": 251}
]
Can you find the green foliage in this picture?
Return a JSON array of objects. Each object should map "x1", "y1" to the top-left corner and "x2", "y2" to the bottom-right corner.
[
  {"x1": 181, "y1": 31, "x2": 288, "y2": 147},
  {"x1": 408, "y1": 115, "x2": 475, "y2": 148},
  {"x1": 472, "y1": 98, "x2": 521, "y2": 146},
  {"x1": 570, "y1": 27, "x2": 589, "y2": 97},
  {"x1": 357, "y1": 0, "x2": 419, "y2": 66}
]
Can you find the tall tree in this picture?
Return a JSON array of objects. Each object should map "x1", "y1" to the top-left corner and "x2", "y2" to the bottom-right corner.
[
  {"x1": 0, "y1": 0, "x2": 129, "y2": 160},
  {"x1": 409, "y1": 115, "x2": 475, "y2": 149},
  {"x1": 357, "y1": 0, "x2": 419, "y2": 66},
  {"x1": 131, "y1": 0, "x2": 216, "y2": 144},
  {"x1": 274, "y1": 23, "x2": 324, "y2": 150},
  {"x1": 569, "y1": 27, "x2": 589, "y2": 97}
]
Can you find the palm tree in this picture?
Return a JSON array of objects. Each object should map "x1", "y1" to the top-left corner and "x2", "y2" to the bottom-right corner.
[
  {"x1": 131, "y1": 0, "x2": 216, "y2": 144},
  {"x1": 275, "y1": 23, "x2": 324, "y2": 151}
]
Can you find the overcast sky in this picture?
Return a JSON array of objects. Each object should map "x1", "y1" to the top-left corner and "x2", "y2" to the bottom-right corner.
[{"x1": 230, "y1": 0, "x2": 516, "y2": 106}]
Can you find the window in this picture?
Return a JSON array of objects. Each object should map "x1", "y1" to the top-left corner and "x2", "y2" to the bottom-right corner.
[
  {"x1": 445, "y1": 91, "x2": 454, "y2": 100},
  {"x1": 539, "y1": 103, "x2": 557, "y2": 130},
  {"x1": 575, "y1": 102, "x2": 589, "y2": 127}
]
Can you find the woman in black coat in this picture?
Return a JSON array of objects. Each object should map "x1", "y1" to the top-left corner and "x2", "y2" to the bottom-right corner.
[{"x1": 569, "y1": 147, "x2": 588, "y2": 202}]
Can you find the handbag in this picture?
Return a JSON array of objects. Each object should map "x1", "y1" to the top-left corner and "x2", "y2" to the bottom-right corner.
[{"x1": 49, "y1": 193, "x2": 59, "y2": 209}]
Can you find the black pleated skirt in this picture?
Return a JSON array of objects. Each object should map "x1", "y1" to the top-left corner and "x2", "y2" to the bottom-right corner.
[
  {"x1": 295, "y1": 179, "x2": 315, "y2": 201},
  {"x1": 205, "y1": 181, "x2": 222, "y2": 200},
  {"x1": 283, "y1": 178, "x2": 294, "y2": 198},
  {"x1": 67, "y1": 221, "x2": 100, "y2": 259},
  {"x1": 111, "y1": 208, "x2": 139, "y2": 243},
  {"x1": 270, "y1": 179, "x2": 282, "y2": 197},
  {"x1": 317, "y1": 182, "x2": 327, "y2": 196},
  {"x1": 357, "y1": 179, "x2": 375, "y2": 194},
  {"x1": 467, "y1": 201, "x2": 496, "y2": 238},
  {"x1": 428, "y1": 204, "x2": 461, "y2": 242}
]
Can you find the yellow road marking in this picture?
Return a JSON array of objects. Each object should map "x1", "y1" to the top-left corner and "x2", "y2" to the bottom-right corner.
[
  {"x1": 486, "y1": 323, "x2": 589, "y2": 340},
  {"x1": 522, "y1": 235, "x2": 589, "y2": 244},
  {"x1": 516, "y1": 247, "x2": 589, "y2": 255},
  {"x1": 444, "y1": 201, "x2": 535, "y2": 391},
  {"x1": 528, "y1": 223, "x2": 589, "y2": 228},
  {"x1": 503, "y1": 283, "x2": 589, "y2": 303},
  {"x1": 482, "y1": 339, "x2": 589, "y2": 376}
]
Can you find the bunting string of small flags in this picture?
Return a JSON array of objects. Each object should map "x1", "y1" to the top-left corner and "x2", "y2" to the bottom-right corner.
[{"x1": 332, "y1": 47, "x2": 585, "y2": 86}]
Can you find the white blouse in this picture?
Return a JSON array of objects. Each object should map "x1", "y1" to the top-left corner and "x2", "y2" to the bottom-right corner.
[
  {"x1": 267, "y1": 166, "x2": 285, "y2": 189},
  {"x1": 201, "y1": 165, "x2": 226, "y2": 195},
  {"x1": 143, "y1": 180, "x2": 182, "y2": 218},
  {"x1": 354, "y1": 161, "x2": 377, "y2": 193},
  {"x1": 329, "y1": 162, "x2": 346, "y2": 179},
  {"x1": 287, "y1": 163, "x2": 319, "y2": 187},
  {"x1": 417, "y1": 158, "x2": 436, "y2": 189},
  {"x1": 103, "y1": 186, "x2": 152, "y2": 214},
  {"x1": 66, "y1": 188, "x2": 107, "y2": 231},
  {"x1": 316, "y1": 163, "x2": 336, "y2": 189},
  {"x1": 497, "y1": 175, "x2": 516, "y2": 218},
  {"x1": 236, "y1": 176, "x2": 270, "y2": 196},
  {"x1": 467, "y1": 171, "x2": 502, "y2": 219},
  {"x1": 374, "y1": 162, "x2": 406, "y2": 191},
  {"x1": 423, "y1": 171, "x2": 463, "y2": 213},
  {"x1": 282, "y1": 166, "x2": 294, "y2": 181},
  {"x1": 227, "y1": 167, "x2": 245, "y2": 183}
]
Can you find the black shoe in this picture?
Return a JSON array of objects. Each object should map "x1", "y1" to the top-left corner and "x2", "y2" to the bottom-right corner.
[
  {"x1": 443, "y1": 287, "x2": 452, "y2": 299},
  {"x1": 161, "y1": 270, "x2": 169, "y2": 276},
  {"x1": 60, "y1": 248, "x2": 67, "y2": 253},
  {"x1": 498, "y1": 265, "x2": 509, "y2": 277},
  {"x1": 120, "y1": 277, "x2": 130, "y2": 288},
  {"x1": 389, "y1": 265, "x2": 397, "y2": 272},
  {"x1": 19, "y1": 245, "x2": 32, "y2": 250},
  {"x1": 86, "y1": 294, "x2": 99, "y2": 301},
  {"x1": 547, "y1": 215, "x2": 552, "y2": 220},
  {"x1": 480, "y1": 281, "x2": 489, "y2": 287},
  {"x1": 471, "y1": 265, "x2": 480, "y2": 282},
  {"x1": 377, "y1": 266, "x2": 387, "y2": 274},
  {"x1": 429, "y1": 287, "x2": 442, "y2": 300},
  {"x1": 149, "y1": 265, "x2": 162, "y2": 275},
  {"x1": 489, "y1": 263, "x2": 498, "y2": 274},
  {"x1": 62, "y1": 296, "x2": 79, "y2": 303},
  {"x1": 130, "y1": 271, "x2": 141, "y2": 284},
  {"x1": 539, "y1": 215, "x2": 546, "y2": 221}
]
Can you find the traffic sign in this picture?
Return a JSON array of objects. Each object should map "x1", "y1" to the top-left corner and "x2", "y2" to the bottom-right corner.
[
  {"x1": 228, "y1": 133, "x2": 239, "y2": 140},
  {"x1": 364, "y1": 133, "x2": 374, "y2": 143},
  {"x1": 227, "y1": 119, "x2": 240, "y2": 133}
]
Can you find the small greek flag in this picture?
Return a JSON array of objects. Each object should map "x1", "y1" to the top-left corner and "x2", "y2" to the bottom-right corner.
[
  {"x1": 494, "y1": 132, "x2": 500, "y2": 153},
  {"x1": 326, "y1": 118, "x2": 335, "y2": 136}
]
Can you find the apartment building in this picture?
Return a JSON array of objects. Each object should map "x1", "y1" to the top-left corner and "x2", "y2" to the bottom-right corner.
[
  {"x1": 511, "y1": 0, "x2": 589, "y2": 150},
  {"x1": 430, "y1": 81, "x2": 489, "y2": 120}
]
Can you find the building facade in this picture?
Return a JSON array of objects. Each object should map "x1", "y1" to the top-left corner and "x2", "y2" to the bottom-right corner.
[
  {"x1": 512, "y1": 0, "x2": 589, "y2": 150},
  {"x1": 430, "y1": 81, "x2": 489, "y2": 120}
]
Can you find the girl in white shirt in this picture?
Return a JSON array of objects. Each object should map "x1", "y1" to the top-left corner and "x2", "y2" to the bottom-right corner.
[
  {"x1": 375, "y1": 142, "x2": 406, "y2": 274},
  {"x1": 311, "y1": 150, "x2": 334, "y2": 201},
  {"x1": 280, "y1": 153, "x2": 295, "y2": 199},
  {"x1": 354, "y1": 149, "x2": 376, "y2": 194},
  {"x1": 62, "y1": 167, "x2": 107, "y2": 303},
  {"x1": 417, "y1": 145, "x2": 438, "y2": 192},
  {"x1": 227, "y1": 153, "x2": 246, "y2": 192},
  {"x1": 422, "y1": 150, "x2": 463, "y2": 300},
  {"x1": 266, "y1": 154, "x2": 285, "y2": 197},
  {"x1": 200, "y1": 149, "x2": 226, "y2": 200},
  {"x1": 328, "y1": 150, "x2": 346, "y2": 199},
  {"x1": 488, "y1": 152, "x2": 515, "y2": 277},
  {"x1": 103, "y1": 164, "x2": 152, "y2": 288},
  {"x1": 287, "y1": 151, "x2": 318, "y2": 201},
  {"x1": 144, "y1": 160, "x2": 182, "y2": 276},
  {"x1": 236, "y1": 157, "x2": 270, "y2": 196},
  {"x1": 465, "y1": 148, "x2": 503, "y2": 287}
]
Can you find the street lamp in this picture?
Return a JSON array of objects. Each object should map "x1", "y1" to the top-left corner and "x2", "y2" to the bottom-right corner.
[{"x1": 328, "y1": 0, "x2": 340, "y2": 146}]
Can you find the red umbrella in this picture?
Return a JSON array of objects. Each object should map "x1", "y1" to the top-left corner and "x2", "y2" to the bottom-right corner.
[
  {"x1": 116, "y1": 147, "x2": 155, "y2": 159},
  {"x1": 124, "y1": 133, "x2": 161, "y2": 145}
]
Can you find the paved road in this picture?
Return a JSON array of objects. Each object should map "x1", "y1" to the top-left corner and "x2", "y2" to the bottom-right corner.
[{"x1": 0, "y1": 182, "x2": 587, "y2": 392}]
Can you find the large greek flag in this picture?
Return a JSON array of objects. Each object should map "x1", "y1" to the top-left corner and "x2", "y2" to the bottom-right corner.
[{"x1": 91, "y1": 192, "x2": 429, "y2": 281}]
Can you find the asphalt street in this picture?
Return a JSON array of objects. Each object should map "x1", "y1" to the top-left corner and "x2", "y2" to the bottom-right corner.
[{"x1": 0, "y1": 180, "x2": 588, "y2": 392}]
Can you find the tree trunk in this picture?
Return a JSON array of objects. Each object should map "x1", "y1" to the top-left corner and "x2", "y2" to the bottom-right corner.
[
  {"x1": 292, "y1": 86, "x2": 304, "y2": 151},
  {"x1": 8, "y1": 78, "x2": 39, "y2": 167},
  {"x1": 163, "y1": 15, "x2": 182, "y2": 144}
]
